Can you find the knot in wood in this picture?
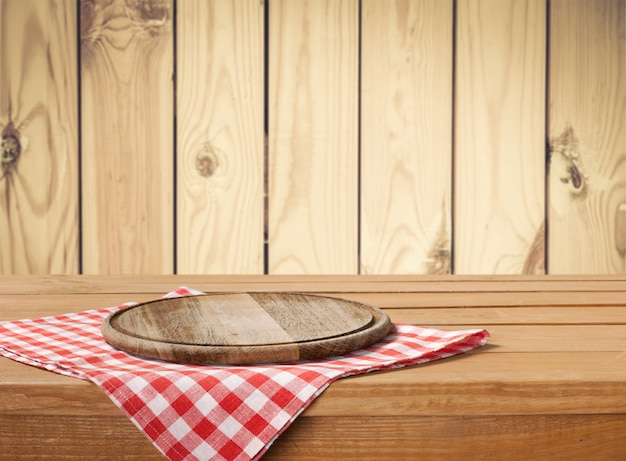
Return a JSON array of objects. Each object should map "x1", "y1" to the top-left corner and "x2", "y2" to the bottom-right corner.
[
  {"x1": 195, "y1": 144, "x2": 219, "y2": 178},
  {"x1": 129, "y1": 0, "x2": 169, "y2": 21},
  {"x1": 567, "y1": 164, "x2": 583, "y2": 190},
  {"x1": 1, "y1": 135, "x2": 20, "y2": 165},
  {"x1": 550, "y1": 127, "x2": 588, "y2": 197}
]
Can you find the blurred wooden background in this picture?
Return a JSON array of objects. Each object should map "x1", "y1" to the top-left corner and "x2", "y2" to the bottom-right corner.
[{"x1": 0, "y1": 0, "x2": 624, "y2": 275}]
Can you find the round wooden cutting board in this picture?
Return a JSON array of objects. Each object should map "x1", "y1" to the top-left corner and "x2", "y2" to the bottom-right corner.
[{"x1": 101, "y1": 293, "x2": 392, "y2": 364}]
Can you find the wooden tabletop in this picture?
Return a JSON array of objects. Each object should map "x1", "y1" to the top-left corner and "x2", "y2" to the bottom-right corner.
[{"x1": 1, "y1": 275, "x2": 625, "y2": 460}]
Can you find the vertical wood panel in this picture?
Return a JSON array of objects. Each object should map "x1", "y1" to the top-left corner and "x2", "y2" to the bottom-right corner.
[
  {"x1": 548, "y1": 0, "x2": 626, "y2": 274},
  {"x1": 0, "y1": 0, "x2": 78, "y2": 274},
  {"x1": 176, "y1": 0, "x2": 264, "y2": 274},
  {"x1": 268, "y1": 0, "x2": 359, "y2": 274},
  {"x1": 454, "y1": 0, "x2": 546, "y2": 274},
  {"x1": 360, "y1": 0, "x2": 453, "y2": 274},
  {"x1": 80, "y1": 0, "x2": 173, "y2": 274}
]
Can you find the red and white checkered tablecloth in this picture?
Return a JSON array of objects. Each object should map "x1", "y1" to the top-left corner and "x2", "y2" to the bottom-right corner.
[{"x1": 0, "y1": 287, "x2": 490, "y2": 461}]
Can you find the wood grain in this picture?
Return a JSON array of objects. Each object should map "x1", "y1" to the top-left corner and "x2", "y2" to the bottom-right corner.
[
  {"x1": 3, "y1": 292, "x2": 626, "y2": 325},
  {"x1": 176, "y1": 0, "x2": 264, "y2": 274},
  {"x1": 0, "y1": 415, "x2": 165, "y2": 460},
  {"x1": 454, "y1": 0, "x2": 546, "y2": 274},
  {"x1": 388, "y1": 306, "x2": 626, "y2": 326},
  {"x1": 102, "y1": 293, "x2": 390, "y2": 363},
  {"x1": 2, "y1": 413, "x2": 623, "y2": 461},
  {"x1": 0, "y1": 0, "x2": 78, "y2": 274},
  {"x1": 80, "y1": 0, "x2": 174, "y2": 274},
  {"x1": 1, "y1": 275, "x2": 625, "y2": 460},
  {"x1": 360, "y1": 0, "x2": 453, "y2": 274},
  {"x1": 268, "y1": 0, "x2": 359, "y2": 274},
  {"x1": 548, "y1": 0, "x2": 626, "y2": 274},
  {"x1": 1, "y1": 273, "x2": 626, "y2": 295},
  {"x1": 4, "y1": 350, "x2": 625, "y2": 417},
  {"x1": 0, "y1": 0, "x2": 623, "y2": 278},
  {"x1": 266, "y1": 414, "x2": 626, "y2": 461}
]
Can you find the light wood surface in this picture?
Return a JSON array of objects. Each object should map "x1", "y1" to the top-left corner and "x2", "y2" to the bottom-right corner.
[
  {"x1": 176, "y1": 0, "x2": 264, "y2": 274},
  {"x1": 268, "y1": 0, "x2": 359, "y2": 274},
  {"x1": 1, "y1": 275, "x2": 624, "y2": 460},
  {"x1": 80, "y1": 0, "x2": 174, "y2": 274},
  {"x1": 102, "y1": 292, "x2": 390, "y2": 363},
  {"x1": 360, "y1": 0, "x2": 453, "y2": 274},
  {"x1": 454, "y1": 0, "x2": 546, "y2": 274},
  {"x1": 0, "y1": 0, "x2": 78, "y2": 274},
  {"x1": 548, "y1": 0, "x2": 626, "y2": 274},
  {"x1": 1, "y1": 0, "x2": 624, "y2": 276}
]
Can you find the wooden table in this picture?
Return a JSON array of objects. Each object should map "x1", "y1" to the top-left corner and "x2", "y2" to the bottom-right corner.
[{"x1": 1, "y1": 275, "x2": 625, "y2": 460}]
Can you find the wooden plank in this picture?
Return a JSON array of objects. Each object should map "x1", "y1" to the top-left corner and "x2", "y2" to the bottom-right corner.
[
  {"x1": 308, "y1": 353, "x2": 626, "y2": 416},
  {"x1": 3, "y1": 297, "x2": 626, "y2": 326},
  {"x1": 2, "y1": 413, "x2": 624, "y2": 461},
  {"x1": 344, "y1": 290, "x2": 626, "y2": 308},
  {"x1": 442, "y1": 324, "x2": 626, "y2": 352},
  {"x1": 80, "y1": 0, "x2": 174, "y2": 274},
  {"x1": 176, "y1": 0, "x2": 264, "y2": 274},
  {"x1": 0, "y1": 274, "x2": 626, "y2": 295},
  {"x1": 4, "y1": 351, "x2": 625, "y2": 416},
  {"x1": 0, "y1": 415, "x2": 163, "y2": 460},
  {"x1": 268, "y1": 0, "x2": 359, "y2": 274},
  {"x1": 266, "y1": 414, "x2": 626, "y2": 461},
  {"x1": 388, "y1": 306, "x2": 626, "y2": 326},
  {"x1": 548, "y1": 0, "x2": 626, "y2": 274},
  {"x1": 8, "y1": 295, "x2": 626, "y2": 323},
  {"x1": 0, "y1": 0, "x2": 78, "y2": 274},
  {"x1": 0, "y1": 293, "x2": 169, "y2": 320},
  {"x1": 360, "y1": 0, "x2": 453, "y2": 274},
  {"x1": 454, "y1": 0, "x2": 546, "y2": 274}
]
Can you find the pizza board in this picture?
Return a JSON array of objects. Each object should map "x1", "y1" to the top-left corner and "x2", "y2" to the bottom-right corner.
[{"x1": 101, "y1": 293, "x2": 392, "y2": 364}]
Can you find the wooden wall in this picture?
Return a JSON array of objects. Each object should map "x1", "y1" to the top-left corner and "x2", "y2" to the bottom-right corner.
[{"x1": 0, "y1": 0, "x2": 624, "y2": 275}]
